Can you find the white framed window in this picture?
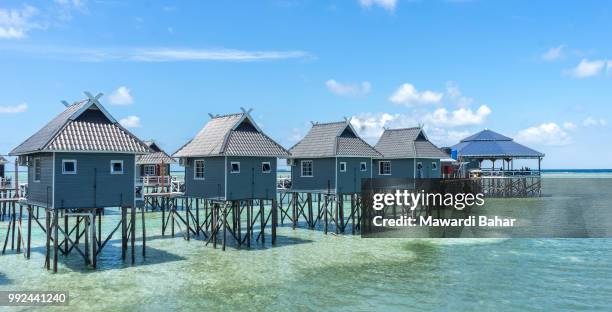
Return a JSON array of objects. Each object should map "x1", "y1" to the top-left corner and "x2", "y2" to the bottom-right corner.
[
  {"x1": 379, "y1": 161, "x2": 391, "y2": 175},
  {"x1": 110, "y1": 160, "x2": 124, "y2": 174},
  {"x1": 339, "y1": 162, "x2": 347, "y2": 172},
  {"x1": 262, "y1": 162, "x2": 271, "y2": 173},
  {"x1": 231, "y1": 162, "x2": 240, "y2": 173},
  {"x1": 143, "y1": 164, "x2": 156, "y2": 176},
  {"x1": 301, "y1": 160, "x2": 313, "y2": 177},
  {"x1": 432, "y1": 162, "x2": 438, "y2": 170},
  {"x1": 62, "y1": 159, "x2": 77, "y2": 175},
  {"x1": 194, "y1": 160, "x2": 205, "y2": 180},
  {"x1": 33, "y1": 157, "x2": 41, "y2": 182},
  {"x1": 360, "y1": 162, "x2": 367, "y2": 172}
]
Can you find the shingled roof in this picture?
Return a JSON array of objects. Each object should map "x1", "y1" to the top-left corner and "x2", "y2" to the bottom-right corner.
[
  {"x1": 289, "y1": 121, "x2": 381, "y2": 158},
  {"x1": 136, "y1": 141, "x2": 176, "y2": 164},
  {"x1": 451, "y1": 129, "x2": 544, "y2": 159},
  {"x1": 10, "y1": 93, "x2": 150, "y2": 156},
  {"x1": 173, "y1": 110, "x2": 290, "y2": 158},
  {"x1": 375, "y1": 127, "x2": 449, "y2": 159}
]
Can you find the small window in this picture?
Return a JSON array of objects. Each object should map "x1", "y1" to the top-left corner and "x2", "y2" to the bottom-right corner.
[
  {"x1": 262, "y1": 162, "x2": 271, "y2": 173},
  {"x1": 339, "y1": 162, "x2": 347, "y2": 172},
  {"x1": 144, "y1": 165, "x2": 156, "y2": 176},
  {"x1": 301, "y1": 160, "x2": 313, "y2": 177},
  {"x1": 62, "y1": 159, "x2": 77, "y2": 174},
  {"x1": 194, "y1": 160, "x2": 205, "y2": 180},
  {"x1": 417, "y1": 162, "x2": 423, "y2": 170},
  {"x1": 360, "y1": 162, "x2": 367, "y2": 172},
  {"x1": 33, "y1": 157, "x2": 41, "y2": 182},
  {"x1": 231, "y1": 162, "x2": 240, "y2": 173},
  {"x1": 432, "y1": 162, "x2": 438, "y2": 170},
  {"x1": 379, "y1": 161, "x2": 391, "y2": 175},
  {"x1": 110, "y1": 160, "x2": 124, "y2": 174}
]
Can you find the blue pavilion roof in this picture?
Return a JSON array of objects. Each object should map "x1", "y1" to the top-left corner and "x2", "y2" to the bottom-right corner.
[{"x1": 451, "y1": 129, "x2": 544, "y2": 159}]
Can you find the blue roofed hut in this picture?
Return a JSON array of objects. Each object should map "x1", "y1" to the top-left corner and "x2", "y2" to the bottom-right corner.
[
  {"x1": 9, "y1": 92, "x2": 150, "y2": 209},
  {"x1": 451, "y1": 129, "x2": 545, "y2": 176},
  {"x1": 173, "y1": 108, "x2": 290, "y2": 201},
  {"x1": 373, "y1": 127, "x2": 449, "y2": 179},
  {"x1": 288, "y1": 119, "x2": 381, "y2": 194}
]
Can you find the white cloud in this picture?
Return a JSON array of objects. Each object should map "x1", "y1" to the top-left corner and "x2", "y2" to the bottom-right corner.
[
  {"x1": 426, "y1": 128, "x2": 471, "y2": 147},
  {"x1": 0, "y1": 102, "x2": 28, "y2": 113},
  {"x1": 132, "y1": 48, "x2": 310, "y2": 62},
  {"x1": 445, "y1": 81, "x2": 473, "y2": 107},
  {"x1": 571, "y1": 59, "x2": 606, "y2": 78},
  {"x1": 359, "y1": 0, "x2": 396, "y2": 11},
  {"x1": 516, "y1": 123, "x2": 572, "y2": 146},
  {"x1": 0, "y1": 5, "x2": 39, "y2": 39},
  {"x1": 563, "y1": 122, "x2": 577, "y2": 131},
  {"x1": 389, "y1": 83, "x2": 443, "y2": 106},
  {"x1": 607, "y1": 61, "x2": 612, "y2": 75},
  {"x1": 108, "y1": 86, "x2": 134, "y2": 105},
  {"x1": 423, "y1": 105, "x2": 492, "y2": 127},
  {"x1": 350, "y1": 112, "x2": 474, "y2": 146},
  {"x1": 541, "y1": 45, "x2": 565, "y2": 62},
  {"x1": 54, "y1": 0, "x2": 84, "y2": 8},
  {"x1": 350, "y1": 112, "x2": 406, "y2": 142},
  {"x1": 325, "y1": 79, "x2": 371, "y2": 97},
  {"x1": 119, "y1": 116, "x2": 141, "y2": 128},
  {"x1": 583, "y1": 117, "x2": 607, "y2": 127}
]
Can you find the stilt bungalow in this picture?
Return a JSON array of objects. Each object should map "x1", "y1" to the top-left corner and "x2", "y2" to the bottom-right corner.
[
  {"x1": 173, "y1": 108, "x2": 290, "y2": 201},
  {"x1": 0, "y1": 156, "x2": 7, "y2": 186},
  {"x1": 136, "y1": 140, "x2": 176, "y2": 189},
  {"x1": 10, "y1": 92, "x2": 150, "y2": 209},
  {"x1": 8, "y1": 92, "x2": 151, "y2": 270},
  {"x1": 287, "y1": 119, "x2": 381, "y2": 194},
  {"x1": 373, "y1": 127, "x2": 449, "y2": 179}
]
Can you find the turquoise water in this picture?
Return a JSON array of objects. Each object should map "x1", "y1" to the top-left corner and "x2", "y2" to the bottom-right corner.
[{"x1": 0, "y1": 174, "x2": 611, "y2": 311}]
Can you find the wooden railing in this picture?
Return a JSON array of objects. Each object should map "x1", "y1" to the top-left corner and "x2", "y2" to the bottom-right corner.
[{"x1": 478, "y1": 169, "x2": 541, "y2": 177}]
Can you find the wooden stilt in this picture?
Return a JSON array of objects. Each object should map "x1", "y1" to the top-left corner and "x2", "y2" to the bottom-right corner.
[
  {"x1": 222, "y1": 205, "x2": 227, "y2": 251},
  {"x1": 53, "y1": 208, "x2": 59, "y2": 273},
  {"x1": 121, "y1": 206, "x2": 126, "y2": 260},
  {"x1": 246, "y1": 200, "x2": 251, "y2": 248},
  {"x1": 91, "y1": 210, "x2": 97, "y2": 269},
  {"x1": 260, "y1": 199, "x2": 265, "y2": 244},
  {"x1": 131, "y1": 206, "x2": 136, "y2": 264},
  {"x1": 46, "y1": 209, "x2": 51, "y2": 270},
  {"x1": 307, "y1": 193, "x2": 313, "y2": 229},
  {"x1": 26, "y1": 205, "x2": 32, "y2": 259},
  {"x1": 271, "y1": 199, "x2": 277, "y2": 245},
  {"x1": 141, "y1": 204, "x2": 146, "y2": 258},
  {"x1": 186, "y1": 199, "x2": 190, "y2": 241}
]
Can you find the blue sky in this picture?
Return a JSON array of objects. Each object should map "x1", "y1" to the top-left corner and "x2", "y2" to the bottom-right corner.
[{"x1": 0, "y1": 0, "x2": 611, "y2": 168}]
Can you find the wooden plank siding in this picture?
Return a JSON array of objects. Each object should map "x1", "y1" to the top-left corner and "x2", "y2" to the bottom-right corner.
[
  {"x1": 53, "y1": 152, "x2": 135, "y2": 209},
  {"x1": 27, "y1": 152, "x2": 54, "y2": 206}
]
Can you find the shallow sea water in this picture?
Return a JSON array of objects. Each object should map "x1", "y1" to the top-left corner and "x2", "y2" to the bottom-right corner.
[{"x1": 0, "y1": 175, "x2": 611, "y2": 311}]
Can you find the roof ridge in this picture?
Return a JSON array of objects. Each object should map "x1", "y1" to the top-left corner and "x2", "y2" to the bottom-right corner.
[
  {"x1": 312, "y1": 120, "x2": 346, "y2": 126},
  {"x1": 385, "y1": 127, "x2": 421, "y2": 131},
  {"x1": 211, "y1": 112, "x2": 244, "y2": 119}
]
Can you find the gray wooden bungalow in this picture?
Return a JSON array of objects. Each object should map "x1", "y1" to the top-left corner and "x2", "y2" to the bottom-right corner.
[
  {"x1": 0, "y1": 156, "x2": 7, "y2": 179},
  {"x1": 136, "y1": 140, "x2": 176, "y2": 179},
  {"x1": 288, "y1": 120, "x2": 381, "y2": 194},
  {"x1": 9, "y1": 92, "x2": 150, "y2": 209},
  {"x1": 373, "y1": 127, "x2": 448, "y2": 179},
  {"x1": 173, "y1": 109, "x2": 290, "y2": 201}
]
